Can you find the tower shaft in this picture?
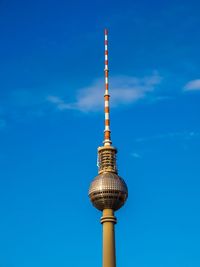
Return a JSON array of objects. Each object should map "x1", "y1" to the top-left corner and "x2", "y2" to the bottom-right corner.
[{"x1": 101, "y1": 209, "x2": 117, "y2": 267}]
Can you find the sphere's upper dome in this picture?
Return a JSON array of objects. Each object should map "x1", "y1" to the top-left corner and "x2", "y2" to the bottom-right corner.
[{"x1": 88, "y1": 172, "x2": 128, "y2": 211}]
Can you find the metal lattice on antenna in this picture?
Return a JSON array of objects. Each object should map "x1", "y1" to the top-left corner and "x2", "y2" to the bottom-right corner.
[{"x1": 104, "y1": 29, "x2": 112, "y2": 146}]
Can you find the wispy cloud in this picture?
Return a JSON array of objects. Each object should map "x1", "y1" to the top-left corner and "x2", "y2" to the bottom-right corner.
[
  {"x1": 184, "y1": 79, "x2": 200, "y2": 91},
  {"x1": 47, "y1": 72, "x2": 162, "y2": 112},
  {"x1": 46, "y1": 95, "x2": 72, "y2": 110},
  {"x1": 0, "y1": 73, "x2": 162, "y2": 124},
  {"x1": 131, "y1": 152, "x2": 142, "y2": 159},
  {"x1": 132, "y1": 131, "x2": 200, "y2": 158},
  {"x1": 135, "y1": 131, "x2": 200, "y2": 143}
]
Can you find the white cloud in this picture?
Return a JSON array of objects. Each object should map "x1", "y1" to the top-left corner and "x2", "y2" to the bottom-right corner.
[
  {"x1": 46, "y1": 95, "x2": 73, "y2": 110},
  {"x1": 131, "y1": 152, "x2": 142, "y2": 159},
  {"x1": 184, "y1": 79, "x2": 200, "y2": 91},
  {"x1": 135, "y1": 131, "x2": 200, "y2": 143},
  {"x1": 0, "y1": 73, "x2": 161, "y2": 123},
  {"x1": 47, "y1": 72, "x2": 162, "y2": 112}
]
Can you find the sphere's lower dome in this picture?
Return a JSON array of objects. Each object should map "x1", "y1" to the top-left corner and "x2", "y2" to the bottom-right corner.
[{"x1": 88, "y1": 172, "x2": 128, "y2": 211}]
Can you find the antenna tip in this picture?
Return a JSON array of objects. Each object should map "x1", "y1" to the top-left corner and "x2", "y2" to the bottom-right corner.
[{"x1": 104, "y1": 29, "x2": 108, "y2": 35}]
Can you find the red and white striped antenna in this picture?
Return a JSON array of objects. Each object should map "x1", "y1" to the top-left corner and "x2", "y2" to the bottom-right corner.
[{"x1": 104, "y1": 29, "x2": 112, "y2": 146}]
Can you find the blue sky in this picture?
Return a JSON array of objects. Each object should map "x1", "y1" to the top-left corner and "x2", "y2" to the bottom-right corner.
[{"x1": 0, "y1": 0, "x2": 200, "y2": 266}]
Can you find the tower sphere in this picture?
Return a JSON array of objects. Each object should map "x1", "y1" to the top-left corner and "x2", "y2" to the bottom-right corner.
[{"x1": 89, "y1": 172, "x2": 128, "y2": 211}]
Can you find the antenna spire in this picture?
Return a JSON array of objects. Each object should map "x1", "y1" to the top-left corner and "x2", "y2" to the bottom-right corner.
[{"x1": 104, "y1": 29, "x2": 112, "y2": 146}]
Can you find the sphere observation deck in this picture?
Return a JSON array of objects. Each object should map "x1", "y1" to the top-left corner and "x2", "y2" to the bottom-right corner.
[{"x1": 89, "y1": 172, "x2": 128, "y2": 211}]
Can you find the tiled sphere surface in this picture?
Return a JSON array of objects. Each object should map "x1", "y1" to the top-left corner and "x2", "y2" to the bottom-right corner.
[{"x1": 89, "y1": 172, "x2": 128, "y2": 211}]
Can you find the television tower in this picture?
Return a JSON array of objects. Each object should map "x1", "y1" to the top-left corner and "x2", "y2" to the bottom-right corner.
[{"x1": 89, "y1": 29, "x2": 128, "y2": 267}]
